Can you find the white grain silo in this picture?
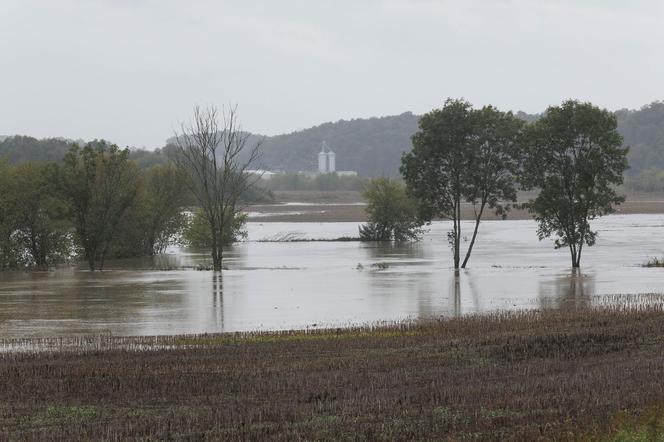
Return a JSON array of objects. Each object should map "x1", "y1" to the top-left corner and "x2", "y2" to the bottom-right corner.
[
  {"x1": 327, "y1": 149, "x2": 336, "y2": 172},
  {"x1": 318, "y1": 149, "x2": 327, "y2": 173},
  {"x1": 318, "y1": 141, "x2": 335, "y2": 173}
]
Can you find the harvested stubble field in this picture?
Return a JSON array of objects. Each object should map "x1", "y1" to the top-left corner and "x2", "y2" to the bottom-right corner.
[{"x1": 4, "y1": 302, "x2": 664, "y2": 440}]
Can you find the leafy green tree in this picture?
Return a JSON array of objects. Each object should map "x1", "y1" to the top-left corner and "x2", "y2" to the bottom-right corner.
[
  {"x1": 0, "y1": 136, "x2": 73, "y2": 164},
  {"x1": 624, "y1": 166, "x2": 664, "y2": 192},
  {"x1": 112, "y1": 164, "x2": 190, "y2": 257},
  {"x1": 359, "y1": 177, "x2": 422, "y2": 241},
  {"x1": 402, "y1": 99, "x2": 474, "y2": 269},
  {"x1": 0, "y1": 161, "x2": 20, "y2": 269},
  {"x1": 401, "y1": 99, "x2": 522, "y2": 269},
  {"x1": 59, "y1": 141, "x2": 140, "y2": 271},
  {"x1": 520, "y1": 100, "x2": 628, "y2": 268},
  {"x1": 11, "y1": 162, "x2": 72, "y2": 268},
  {"x1": 461, "y1": 106, "x2": 524, "y2": 267}
]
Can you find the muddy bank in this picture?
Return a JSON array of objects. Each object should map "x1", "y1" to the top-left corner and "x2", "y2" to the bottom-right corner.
[{"x1": 248, "y1": 191, "x2": 664, "y2": 222}]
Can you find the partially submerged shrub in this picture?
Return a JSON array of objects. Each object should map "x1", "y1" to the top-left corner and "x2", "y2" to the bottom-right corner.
[
  {"x1": 182, "y1": 208, "x2": 247, "y2": 248},
  {"x1": 359, "y1": 177, "x2": 423, "y2": 241},
  {"x1": 643, "y1": 257, "x2": 664, "y2": 267}
]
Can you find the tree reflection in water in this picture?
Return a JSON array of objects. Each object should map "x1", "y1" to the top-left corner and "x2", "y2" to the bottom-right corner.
[
  {"x1": 212, "y1": 272, "x2": 224, "y2": 328},
  {"x1": 539, "y1": 268, "x2": 594, "y2": 310},
  {"x1": 448, "y1": 270, "x2": 482, "y2": 317}
]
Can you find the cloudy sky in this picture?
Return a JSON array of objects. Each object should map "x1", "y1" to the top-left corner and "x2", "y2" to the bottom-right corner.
[{"x1": 0, "y1": 0, "x2": 662, "y2": 148}]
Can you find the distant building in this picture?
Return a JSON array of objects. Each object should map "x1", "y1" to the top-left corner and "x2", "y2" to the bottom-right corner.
[
  {"x1": 317, "y1": 141, "x2": 336, "y2": 173},
  {"x1": 246, "y1": 169, "x2": 277, "y2": 180}
]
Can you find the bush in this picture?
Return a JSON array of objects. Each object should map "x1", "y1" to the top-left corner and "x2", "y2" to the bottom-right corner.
[
  {"x1": 182, "y1": 209, "x2": 247, "y2": 248},
  {"x1": 359, "y1": 177, "x2": 422, "y2": 241}
]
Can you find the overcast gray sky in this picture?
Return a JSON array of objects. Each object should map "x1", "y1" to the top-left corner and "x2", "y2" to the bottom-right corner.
[{"x1": 1, "y1": 0, "x2": 662, "y2": 149}]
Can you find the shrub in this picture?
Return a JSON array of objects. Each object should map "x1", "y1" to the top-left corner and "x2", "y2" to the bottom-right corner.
[{"x1": 359, "y1": 177, "x2": 423, "y2": 241}]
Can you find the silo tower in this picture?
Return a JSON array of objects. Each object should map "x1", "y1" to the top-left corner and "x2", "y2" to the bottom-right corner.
[
  {"x1": 318, "y1": 145, "x2": 327, "y2": 173},
  {"x1": 327, "y1": 148, "x2": 336, "y2": 172},
  {"x1": 318, "y1": 141, "x2": 336, "y2": 173}
]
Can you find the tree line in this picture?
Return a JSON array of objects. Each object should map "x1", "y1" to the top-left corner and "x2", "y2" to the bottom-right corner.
[
  {"x1": 0, "y1": 100, "x2": 632, "y2": 272},
  {"x1": 0, "y1": 133, "x2": 252, "y2": 271},
  {"x1": 3, "y1": 101, "x2": 661, "y2": 180},
  {"x1": 363, "y1": 99, "x2": 628, "y2": 269}
]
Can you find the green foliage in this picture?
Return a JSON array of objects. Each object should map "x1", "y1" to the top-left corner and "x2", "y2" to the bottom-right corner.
[
  {"x1": 0, "y1": 161, "x2": 72, "y2": 269},
  {"x1": 111, "y1": 164, "x2": 190, "y2": 257},
  {"x1": 0, "y1": 161, "x2": 20, "y2": 269},
  {"x1": 9, "y1": 163, "x2": 73, "y2": 268},
  {"x1": 0, "y1": 136, "x2": 73, "y2": 164},
  {"x1": 624, "y1": 167, "x2": 664, "y2": 192},
  {"x1": 616, "y1": 101, "x2": 664, "y2": 176},
  {"x1": 182, "y1": 209, "x2": 247, "y2": 248},
  {"x1": 359, "y1": 177, "x2": 422, "y2": 241},
  {"x1": 59, "y1": 141, "x2": 141, "y2": 271},
  {"x1": 401, "y1": 99, "x2": 522, "y2": 268},
  {"x1": 520, "y1": 100, "x2": 628, "y2": 268},
  {"x1": 263, "y1": 172, "x2": 368, "y2": 191}
]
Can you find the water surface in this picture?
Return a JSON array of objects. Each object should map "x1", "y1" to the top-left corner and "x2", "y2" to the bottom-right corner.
[{"x1": 1, "y1": 215, "x2": 664, "y2": 338}]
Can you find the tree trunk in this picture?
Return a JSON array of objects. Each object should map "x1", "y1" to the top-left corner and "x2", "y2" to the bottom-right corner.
[
  {"x1": 453, "y1": 269, "x2": 461, "y2": 316},
  {"x1": 569, "y1": 244, "x2": 580, "y2": 268},
  {"x1": 211, "y1": 235, "x2": 223, "y2": 271},
  {"x1": 99, "y1": 248, "x2": 107, "y2": 271},
  {"x1": 453, "y1": 201, "x2": 461, "y2": 269},
  {"x1": 576, "y1": 241, "x2": 583, "y2": 268},
  {"x1": 86, "y1": 244, "x2": 96, "y2": 272},
  {"x1": 452, "y1": 218, "x2": 460, "y2": 269},
  {"x1": 211, "y1": 244, "x2": 221, "y2": 271},
  {"x1": 217, "y1": 242, "x2": 224, "y2": 271},
  {"x1": 461, "y1": 202, "x2": 486, "y2": 269}
]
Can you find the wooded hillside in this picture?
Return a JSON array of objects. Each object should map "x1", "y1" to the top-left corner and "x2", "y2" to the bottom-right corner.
[{"x1": 2, "y1": 101, "x2": 663, "y2": 177}]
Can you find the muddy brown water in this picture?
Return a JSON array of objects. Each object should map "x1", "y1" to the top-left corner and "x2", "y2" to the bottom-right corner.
[{"x1": 1, "y1": 215, "x2": 664, "y2": 338}]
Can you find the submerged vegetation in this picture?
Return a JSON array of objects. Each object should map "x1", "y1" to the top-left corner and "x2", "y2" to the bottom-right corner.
[
  {"x1": 0, "y1": 143, "x2": 192, "y2": 271},
  {"x1": 0, "y1": 135, "x2": 265, "y2": 271},
  {"x1": 359, "y1": 177, "x2": 422, "y2": 241},
  {"x1": 642, "y1": 256, "x2": 664, "y2": 268},
  {"x1": 3, "y1": 303, "x2": 664, "y2": 439}
]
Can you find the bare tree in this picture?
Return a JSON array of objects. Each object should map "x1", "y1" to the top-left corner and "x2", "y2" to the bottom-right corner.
[{"x1": 174, "y1": 105, "x2": 262, "y2": 271}]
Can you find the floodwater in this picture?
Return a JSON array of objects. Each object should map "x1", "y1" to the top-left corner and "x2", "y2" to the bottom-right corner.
[{"x1": 1, "y1": 214, "x2": 664, "y2": 338}]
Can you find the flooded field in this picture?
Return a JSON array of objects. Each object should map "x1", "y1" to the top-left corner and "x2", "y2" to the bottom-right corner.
[{"x1": 1, "y1": 214, "x2": 664, "y2": 338}]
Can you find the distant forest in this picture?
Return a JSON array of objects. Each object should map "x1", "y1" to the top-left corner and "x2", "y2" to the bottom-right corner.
[{"x1": 2, "y1": 101, "x2": 664, "y2": 184}]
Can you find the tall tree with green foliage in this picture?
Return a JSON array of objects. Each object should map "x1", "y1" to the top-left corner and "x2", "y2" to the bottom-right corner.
[
  {"x1": 59, "y1": 141, "x2": 140, "y2": 271},
  {"x1": 461, "y1": 105, "x2": 524, "y2": 267},
  {"x1": 11, "y1": 162, "x2": 72, "y2": 268},
  {"x1": 401, "y1": 99, "x2": 522, "y2": 269},
  {"x1": 0, "y1": 161, "x2": 20, "y2": 269},
  {"x1": 359, "y1": 177, "x2": 422, "y2": 241},
  {"x1": 112, "y1": 164, "x2": 190, "y2": 257},
  {"x1": 520, "y1": 100, "x2": 628, "y2": 268},
  {"x1": 402, "y1": 99, "x2": 474, "y2": 269}
]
